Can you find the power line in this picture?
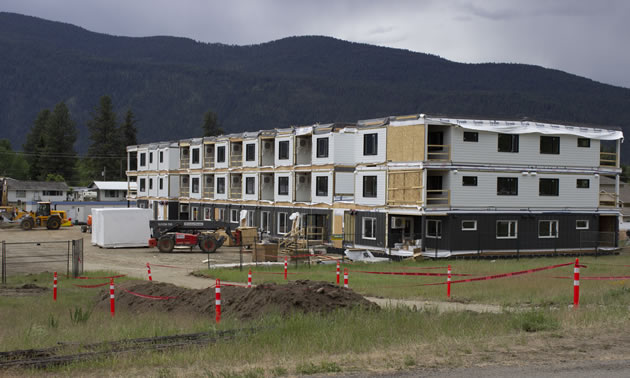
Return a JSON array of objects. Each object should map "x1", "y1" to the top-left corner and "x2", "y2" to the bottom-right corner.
[{"x1": 0, "y1": 150, "x2": 128, "y2": 159}]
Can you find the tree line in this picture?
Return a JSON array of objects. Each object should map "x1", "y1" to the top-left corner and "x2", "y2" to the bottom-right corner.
[{"x1": 0, "y1": 96, "x2": 222, "y2": 186}]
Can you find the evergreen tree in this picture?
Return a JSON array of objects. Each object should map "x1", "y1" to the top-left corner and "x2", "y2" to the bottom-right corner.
[
  {"x1": 41, "y1": 102, "x2": 77, "y2": 182},
  {"x1": 201, "y1": 110, "x2": 223, "y2": 137},
  {"x1": 120, "y1": 109, "x2": 138, "y2": 174},
  {"x1": 0, "y1": 139, "x2": 29, "y2": 180},
  {"x1": 87, "y1": 96, "x2": 122, "y2": 180},
  {"x1": 23, "y1": 109, "x2": 50, "y2": 180}
]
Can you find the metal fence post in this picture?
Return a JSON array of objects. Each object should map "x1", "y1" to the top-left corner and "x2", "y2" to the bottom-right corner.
[
  {"x1": 2, "y1": 241, "x2": 6, "y2": 285},
  {"x1": 67, "y1": 240, "x2": 71, "y2": 277}
]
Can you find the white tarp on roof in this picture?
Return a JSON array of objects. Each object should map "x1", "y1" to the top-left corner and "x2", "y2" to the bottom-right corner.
[
  {"x1": 91, "y1": 208, "x2": 152, "y2": 248},
  {"x1": 431, "y1": 118, "x2": 623, "y2": 141}
]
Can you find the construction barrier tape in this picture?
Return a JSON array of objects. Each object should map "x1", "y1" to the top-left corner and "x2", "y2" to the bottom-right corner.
[
  {"x1": 252, "y1": 271, "x2": 299, "y2": 275},
  {"x1": 553, "y1": 276, "x2": 630, "y2": 280},
  {"x1": 349, "y1": 270, "x2": 475, "y2": 277},
  {"x1": 418, "y1": 262, "x2": 575, "y2": 286},
  {"x1": 72, "y1": 282, "x2": 110, "y2": 288},
  {"x1": 122, "y1": 289, "x2": 178, "y2": 300},
  {"x1": 400, "y1": 266, "x2": 448, "y2": 270}
]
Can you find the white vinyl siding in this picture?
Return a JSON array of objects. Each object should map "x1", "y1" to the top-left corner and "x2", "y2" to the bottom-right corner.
[
  {"x1": 168, "y1": 175, "x2": 180, "y2": 198},
  {"x1": 243, "y1": 173, "x2": 258, "y2": 201},
  {"x1": 243, "y1": 140, "x2": 258, "y2": 167},
  {"x1": 274, "y1": 136, "x2": 294, "y2": 166},
  {"x1": 334, "y1": 172, "x2": 354, "y2": 195},
  {"x1": 214, "y1": 174, "x2": 228, "y2": 200},
  {"x1": 355, "y1": 128, "x2": 386, "y2": 164},
  {"x1": 333, "y1": 133, "x2": 357, "y2": 165},
  {"x1": 215, "y1": 142, "x2": 228, "y2": 168},
  {"x1": 274, "y1": 173, "x2": 293, "y2": 202},
  {"x1": 450, "y1": 128, "x2": 601, "y2": 168},
  {"x1": 450, "y1": 171, "x2": 598, "y2": 208},
  {"x1": 355, "y1": 170, "x2": 386, "y2": 206},
  {"x1": 312, "y1": 172, "x2": 333, "y2": 204}
]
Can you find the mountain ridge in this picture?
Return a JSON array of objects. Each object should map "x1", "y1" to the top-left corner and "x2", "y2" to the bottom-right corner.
[{"x1": 1, "y1": 11, "x2": 629, "y2": 160}]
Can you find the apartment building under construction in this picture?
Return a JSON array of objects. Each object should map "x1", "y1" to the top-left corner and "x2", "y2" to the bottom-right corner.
[{"x1": 126, "y1": 114, "x2": 624, "y2": 257}]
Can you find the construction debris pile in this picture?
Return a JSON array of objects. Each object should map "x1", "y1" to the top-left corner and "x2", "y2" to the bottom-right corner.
[{"x1": 97, "y1": 280, "x2": 378, "y2": 320}]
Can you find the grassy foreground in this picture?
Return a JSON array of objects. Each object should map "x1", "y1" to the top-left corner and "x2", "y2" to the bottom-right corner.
[
  {"x1": 1, "y1": 255, "x2": 630, "y2": 376},
  {"x1": 200, "y1": 254, "x2": 630, "y2": 306}
]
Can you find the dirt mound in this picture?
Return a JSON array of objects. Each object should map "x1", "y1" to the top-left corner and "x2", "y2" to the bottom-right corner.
[{"x1": 96, "y1": 280, "x2": 378, "y2": 320}]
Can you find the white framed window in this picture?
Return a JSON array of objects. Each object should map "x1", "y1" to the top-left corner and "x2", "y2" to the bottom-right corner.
[
  {"x1": 191, "y1": 206, "x2": 200, "y2": 220},
  {"x1": 180, "y1": 203, "x2": 189, "y2": 213},
  {"x1": 204, "y1": 207, "x2": 212, "y2": 220},
  {"x1": 538, "y1": 220, "x2": 559, "y2": 238},
  {"x1": 426, "y1": 219, "x2": 442, "y2": 239},
  {"x1": 496, "y1": 220, "x2": 517, "y2": 239},
  {"x1": 461, "y1": 220, "x2": 477, "y2": 231},
  {"x1": 218, "y1": 208, "x2": 226, "y2": 221},
  {"x1": 15, "y1": 190, "x2": 26, "y2": 198},
  {"x1": 260, "y1": 211, "x2": 270, "y2": 232},
  {"x1": 576, "y1": 220, "x2": 589, "y2": 230},
  {"x1": 278, "y1": 212, "x2": 288, "y2": 234},
  {"x1": 362, "y1": 217, "x2": 376, "y2": 240},
  {"x1": 230, "y1": 209, "x2": 239, "y2": 223}
]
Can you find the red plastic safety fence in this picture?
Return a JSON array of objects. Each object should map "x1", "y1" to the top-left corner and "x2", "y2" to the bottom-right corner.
[
  {"x1": 122, "y1": 288, "x2": 178, "y2": 300},
  {"x1": 72, "y1": 282, "x2": 110, "y2": 288},
  {"x1": 418, "y1": 261, "x2": 575, "y2": 287},
  {"x1": 251, "y1": 271, "x2": 298, "y2": 275},
  {"x1": 53, "y1": 272, "x2": 57, "y2": 301},
  {"x1": 149, "y1": 264, "x2": 191, "y2": 269},
  {"x1": 553, "y1": 275, "x2": 630, "y2": 280},
  {"x1": 348, "y1": 270, "x2": 474, "y2": 277},
  {"x1": 215, "y1": 279, "x2": 221, "y2": 324}
]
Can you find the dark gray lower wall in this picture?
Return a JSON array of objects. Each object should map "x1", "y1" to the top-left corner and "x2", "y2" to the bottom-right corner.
[
  {"x1": 353, "y1": 211, "x2": 386, "y2": 248},
  {"x1": 423, "y1": 213, "x2": 604, "y2": 251}
]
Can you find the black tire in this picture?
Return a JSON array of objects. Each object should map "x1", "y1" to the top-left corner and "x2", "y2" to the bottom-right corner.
[
  {"x1": 199, "y1": 235, "x2": 218, "y2": 253},
  {"x1": 157, "y1": 237, "x2": 175, "y2": 253},
  {"x1": 20, "y1": 218, "x2": 34, "y2": 231},
  {"x1": 46, "y1": 216, "x2": 61, "y2": 230}
]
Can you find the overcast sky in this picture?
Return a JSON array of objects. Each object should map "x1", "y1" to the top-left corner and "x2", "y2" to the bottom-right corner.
[{"x1": 3, "y1": 0, "x2": 630, "y2": 88}]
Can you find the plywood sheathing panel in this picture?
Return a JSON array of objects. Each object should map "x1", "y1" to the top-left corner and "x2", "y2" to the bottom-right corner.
[
  {"x1": 387, "y1": 170, "x2": 423, "y2": 205},
  {"x1": 387, "y1": 124, "x2": 425, "y2": 162}
]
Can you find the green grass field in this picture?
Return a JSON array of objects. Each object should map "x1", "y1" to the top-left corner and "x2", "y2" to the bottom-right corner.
[
  {"x1": 2, "y1": 254, "x2": 630, "y2": 376},
  {"x1": 198, "y1": 254, "x2": 630, "y2": 306}
]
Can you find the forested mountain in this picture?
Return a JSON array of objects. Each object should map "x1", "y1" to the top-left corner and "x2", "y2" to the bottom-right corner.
[{"x1": 2, "y1": 12, "x2": 630, "y2": 160}]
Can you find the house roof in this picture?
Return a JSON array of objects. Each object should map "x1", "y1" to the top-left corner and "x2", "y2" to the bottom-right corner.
[
  {"x1": 88, "y1": 181, "x2": 129, "y2": 191},
  {"x1": 5, "y1": 178, "x2": 69, "y2": 191}
]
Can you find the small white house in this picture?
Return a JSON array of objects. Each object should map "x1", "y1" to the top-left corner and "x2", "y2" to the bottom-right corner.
[
  {"x1": 2, "y1": 177, "x2": 69, "y2": 211},
  {"x1": 87, "y1": 181, "x2": 129, "y2": 202}
]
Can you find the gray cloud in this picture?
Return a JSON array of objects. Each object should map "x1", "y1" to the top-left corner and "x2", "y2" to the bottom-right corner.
[{"x1": 2, "y1": 0, "x2": 629, "y2": 88}]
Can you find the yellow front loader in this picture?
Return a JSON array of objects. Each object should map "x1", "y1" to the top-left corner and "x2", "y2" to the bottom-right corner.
[{"x1": 0, "y1": 202, "x2": 71, "y2": 230}]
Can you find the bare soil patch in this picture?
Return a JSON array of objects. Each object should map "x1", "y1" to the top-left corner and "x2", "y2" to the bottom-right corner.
[
  {"x1": 96, "y1": 279, "x2": 378, "y2": 320},
  {"x1": 0, "y1": 283, "x2": 49, "y2": 297}
]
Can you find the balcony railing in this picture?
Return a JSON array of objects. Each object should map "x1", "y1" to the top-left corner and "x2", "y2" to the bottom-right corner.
[
  {"x1": 426, "y1": 189, "x2": 450, "y2": 207},
  {"x1": 600, "y1": 152, "x2": 618, "y2": 167},
  {"x1": 180, "y1": 159, "x2": 189, "y2": 169},
  {"x1": 204, "y1": 156, "x2": 215, "y2": 169},
  {"x1": 203, "y1": 187, "x2": 214, "y2": 199},
  {"x1": 427, "y1": 145, "x2": 450, "y2": 161},
  {"x1": 599, "y1": 190, "x2": 619, "y2": 207},
  {"x1": 229, "y1": 186, "x2": 242, "y2": 199},
  {"x1": 230, "y1": 154, "x2": 243, "y2": 168}
]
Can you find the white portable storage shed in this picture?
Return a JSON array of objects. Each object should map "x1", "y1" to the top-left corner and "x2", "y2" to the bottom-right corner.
[{"x1": 91, "y1": 208, "x2": 152, "y2": 248}]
